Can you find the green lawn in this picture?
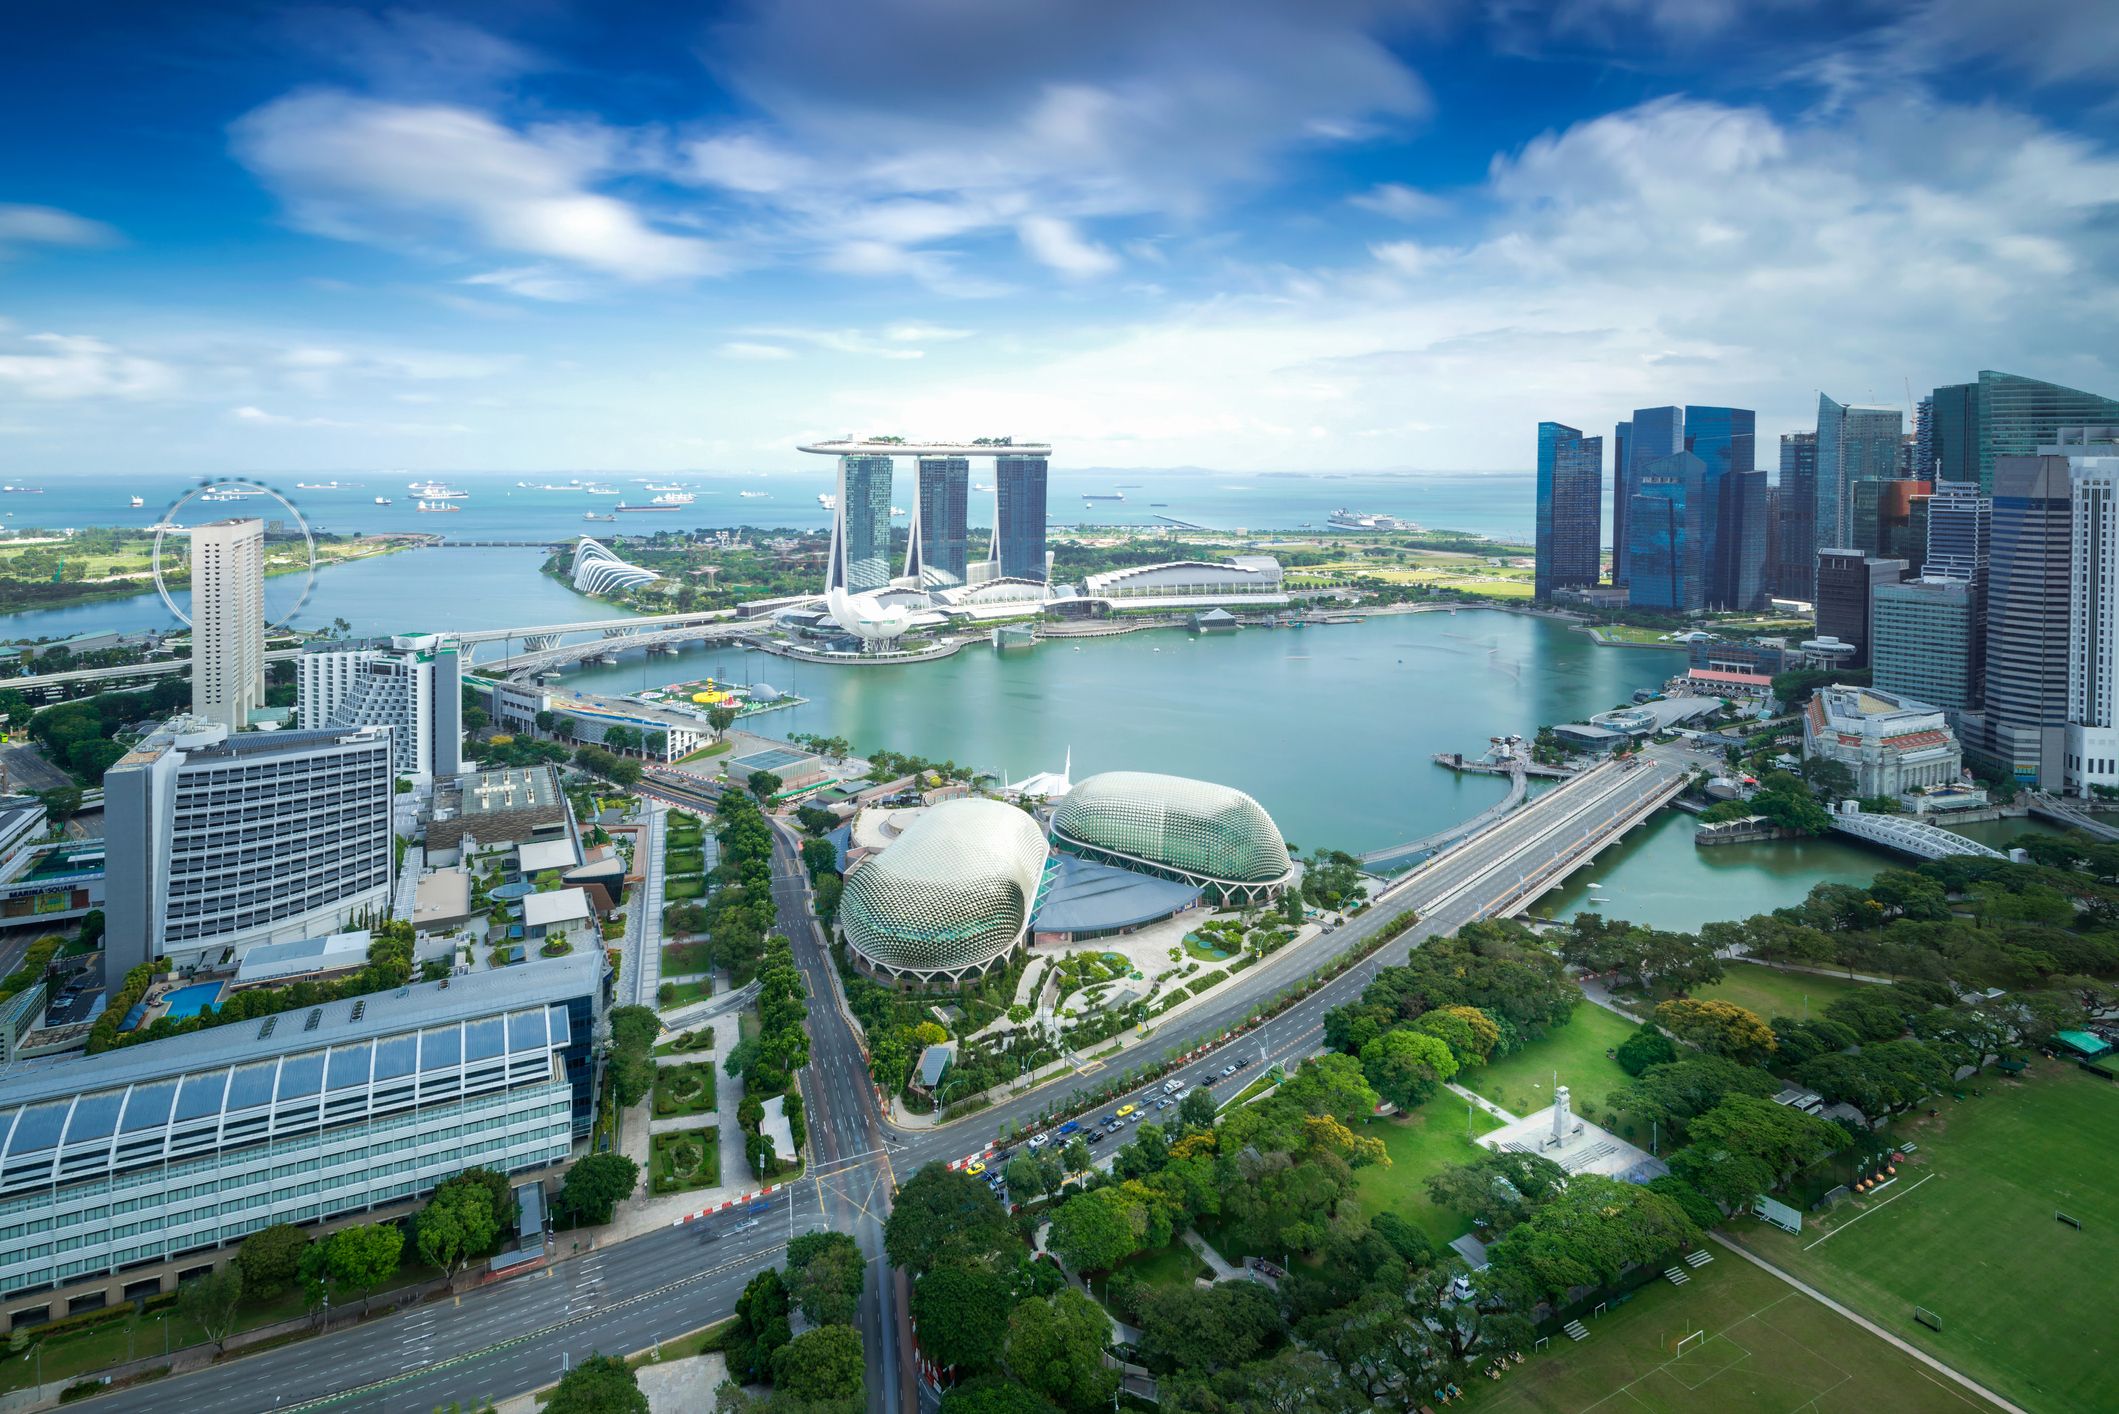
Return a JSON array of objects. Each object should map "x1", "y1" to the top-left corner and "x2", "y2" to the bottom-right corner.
[
  {"x1": 1686, "y1": 962, "x2": 1873, "y2": 1023},
  {"x1": 1351, "y1": 1095, "x2": 1504, "y2": 1247},
  {"x1": 665, "y1": 848, "x2": 705, "y2": 874},
  {"x1": 1464, "y1": 1002, "x2": 1638, "y2": 1124},
  {"x1": 1726, "y1": 1063, "x2": 2117, "y2": 1414},
  {"x1": 649, "y1": 1128, "x2": 721, "y2": 1195},
  {"x1": 652, "y1": 1062, "x2": 718, "y2": 1118},
  {"x1": 1468, "y1": 1248, "x2": 2005, "y2": 1413},
  {"x1": 1115, "y1": 1239, "x2": 1210, "y2": 1291},
  {"x1": 656, "y1": 977, "x2": 714, "y2": 1009},
  {"x1": 665, "y1": 876, "x2": 704, "y2": 900}
]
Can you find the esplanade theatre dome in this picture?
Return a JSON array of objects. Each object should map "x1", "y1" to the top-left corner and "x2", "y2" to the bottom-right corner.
[
  {"x1": 1051, "y1": 771, "x2": 1295, "y2": 905},
  {"x1": 839, "y1": 798, "x2": 1050, "y2": 985}
]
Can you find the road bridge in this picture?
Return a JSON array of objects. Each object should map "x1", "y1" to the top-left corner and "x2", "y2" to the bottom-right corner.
[
  {"x1": 477, "y1": 621, "x2": 756, "y2": 676},
  {"x1": 2028, "y1": 796, "x2": 2119, "y2": 842},
  {"x1": 1361, "y1": 762, "x2": 1530, "y2": 872},
  {"x1": 0, "y1": 648, "x2": 303, "y2": 697},
  {"x1": 1829, "y1": 808, "x2": 2006, "y2": 860}
]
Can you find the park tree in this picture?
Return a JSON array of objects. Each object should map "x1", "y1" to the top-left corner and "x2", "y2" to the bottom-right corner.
[
  {"x1": 708, "y1": 704, "x2": 739, "y2": 736},
  {"x1": 726, "y1": 1268, "x2": 793, "y2": 1381},
  {"x1": 1061, "y1": 1136, "x2": 1093, "y2": 1178},
  {"x1": 1654, "y1": 998, "x2": 1777, "y2": 1064},
  {"x1": 1424, "y1": 1150, "x2": 1568, "y2": 1233},
  {"x1": 177, "y1": 1266, "x2": 245, "y2": 1353},
  {"x1": 415, "y1": 1178, "x2": 500, "y2": 1277},
  {"x1": 1359, "y1": 1027, "x2": 1458, "y2": 1110},
  {"x1": 1616, "y1": 1055, "x2": 1781, "y2": 1141},
  {"x1": 772, "y1": 1324, "x2": 867, "y2": 1404},
  {"x1": 884, "y1": 1164, "x2": 1016, "y2": 1277},
  {"x1": 912, "y1": 1262, "x2": 1015, "y2": 1373},
  {"x1": 801, "y1": 836, "x2": 839, "y2": 880},
  {"x1": 1669, "y1": 1095, "x2": 1847, "y2": 1208},
  {"x1": 1824, "y1": 989, "x2": 1919, "y2": 1042},
  {"x1": 1796, "y1": 1041, "x2": 1950, "y2": 1118},
  {"x1": 941, "y1": 1377, "x2": 1061, "y2": 1414},
  {"x1": 1615, "y1": 1021, "x2": 1678, "y2": 1075},
  {"x1": 1488, "y1": 1175, "x2": 1698, "y2": 1303},
  {"x1": 1005, "y1": 1289, "x2": 1119, "y2": 1413},
  {"x1": 547, "y1": 1354, "x2": 649, "y2": 1414},
  {"x1": 306, "y1": 1222, "x2": 402, "y2": 1292},
  {"x1": 233, "y1": 1222, "x2": 310, "y2": 1297},
  {"x1": 1134, "y1": 1281, "x2": 1284, "y2": 1378},
  {"x1": 748, "y1": 769, "x2": 783, "y2": 801},
  {"x1": 786, "y1": 1230, "x2": 867, "y2": 1327},
  {"x1": 1413, "y1": 1005, "x2": 1501, "y2": 1068},
  {"x1": 1047, "y1": 1184, "x2": 1151, "y2": 1273},
  {"x1": 1177, "y1": 1087, "x2": 1218, "y2": 1132},
  {"x1": 555, "y1": 1153, "x2": 641, "y2": 1226},
  {"x1": 1278, "y1": 1052, "x2": 1381, "y2": 1123},
  {"x1": 1006, "y1": 1151, "x2": 1060, "y2": 1201}
]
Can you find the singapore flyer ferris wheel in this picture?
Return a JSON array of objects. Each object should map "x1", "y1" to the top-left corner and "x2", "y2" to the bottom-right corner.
[{"x1": 150, "y1": 477, "x2": 319, "y2": 630}]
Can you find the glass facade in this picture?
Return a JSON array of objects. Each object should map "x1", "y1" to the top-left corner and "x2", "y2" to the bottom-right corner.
[
  {"x1": 1626, "y1": 451, "x2": 1705, "y2": 612},
  {"x1": 1534, "y1": 422, "x2": 1602, "y2": 602},
  {"x1": 1051, "y1": 771, "x2": 1293, "y2": 904},
  {"x1": 1872, "y1": 578, "x2": 1981, "y2": 715},
  {"x1": 1925, "y1": 481, "x2": 1989, "y2": 585},
  {"x1": 993, "y1": 455, "x2": 1049, "y2": 583},
  {"x1": 1815, "y1": 396, "x2": 1903, "y2": 551},
  {"x1": 1941, "y1": 372, "x2": 2119, "y2": 492},
  {"x1": 839, "y1": 799, "x2": 1051, "y2": 984},
  {"x1": 1610, "y1": 420, "x2": 1632, "y2": 584},
  {"x1": 831, "y1": 455, "x2": 895, "y2": 592},
  {"x1": 911, "y1": 457, "x2": 970, "y2": 585},
  {"x1": 1777, "y1": 432, "x2": 1818, "y2": 600},
  {"x1": 1978, "y1": 456, "x2": 2074, "y2": 785}
]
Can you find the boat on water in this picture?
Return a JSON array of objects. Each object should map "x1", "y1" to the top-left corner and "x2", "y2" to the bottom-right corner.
[
  {"x1": 973, "y1": 482, "x2": 993, "y2": 492},
  {"x1": 817, "y1": 493, "x2": 837, "y2": 510},
  {"x1": 1, "y1": 486, "x2": 45, "y2": 494},
  {"x1": 295, "y1": 481, "x2": 344, "y2": 490},
  {"x1": 645, "y1": 483, "x2": 686, "y2": 493},
  {"x1": 1083, "y1": 491, "x2": 1125, "y2": 500},
  {"x1": 409, "y1": 480, "x2": 469, "y2": 499},
  {"x1": 891, "y1": 506, "x2": 906, "y2": 517},
  {"x1": 616, "y1": 502, "x2": 681, "y2": 512},
  {"x1": 416, "y1": 500, "x2": 460, "y2": 513},
  {"x1": 129, "y1": 495, "x2": 144, "y2": 508},
  {"x1": 739, "y1": 490, "x2": 768, "y2": 499},
  {"x1": 1327, "y1": 508, "x2": 1417, "y2": 532},
  {"x1": 1150, "y1": 502, "x2": 1169, "y2": 507},
  {"x1": 584, "y1": 486, "x2": 620, "y2": 496},
  {"x1": 374, "y1": 496, "x2": 392, "y2": 505},
  {"x1": 650, "y1": 491, "x2": 694, "y2": 505},
  {"x1": 584, "y1": 512, "x2": 616, "y2": 522}
]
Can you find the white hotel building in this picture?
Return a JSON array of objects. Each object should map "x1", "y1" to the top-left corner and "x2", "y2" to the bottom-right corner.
[{"x1": 297, "y1": 633, "x2": 464, "y2": 783}]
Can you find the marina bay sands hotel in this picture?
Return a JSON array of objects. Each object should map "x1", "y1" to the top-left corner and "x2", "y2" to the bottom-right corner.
[{"x1": 798, "y1": 438, "x2": 1050, "y2": 591}]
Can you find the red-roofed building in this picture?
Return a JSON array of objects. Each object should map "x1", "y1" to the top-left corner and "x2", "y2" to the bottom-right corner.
[
  {"x1": 1802, "y1": 685, "x2": 1964, "y2": 796},
  {"x1": 1675, "y1": 667, "x2": 1775, "y2": 700}
]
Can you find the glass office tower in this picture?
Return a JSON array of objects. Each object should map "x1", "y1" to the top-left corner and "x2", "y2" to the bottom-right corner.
[
  {"x1": 1534, "y1": 422, "x2": 1603, "y2": 602},
  {"x1": 829, "y1": 454, "x2": 895, "y2": 592},
  {"x1": 1815, "y1": 395, "x2": 1903, "y2": 551},
  {"x1": 1627, "y1": 451, "x2": 1706, "y2": 612},
  {"x1": 1685, "y1": 405, "x2": 1759, "y2": 609},
  {"x1": 1615, "y1": 406, "x2": 1681, "y2": 586},
  {"x1": 993, "y1": 454, "x2": 1049, "y2": 582},
  {"x1": 909, "y1": 456, "x2": 970, "y2": 585},
  {"x1": 1931, "y1": 371, "x2": 2119, "y2": 492},
  {"x1": 1611, "y1": 420, "x2": 1632, "y2": 585},
  {"x1": 1979, "y1": 455, "x2": 2074, "y2": 786},
  {"x1": 1777, "y1": 431, "x2": 1818, "y2": 600}
]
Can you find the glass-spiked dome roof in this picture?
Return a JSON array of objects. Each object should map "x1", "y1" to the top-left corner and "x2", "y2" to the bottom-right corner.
[
  {"x1": 840, "y1": 799, "x2": 1050, "y2": 976},
  {"x1": 1052, "y1": 772, "x2": 1291, "y2": 885}
]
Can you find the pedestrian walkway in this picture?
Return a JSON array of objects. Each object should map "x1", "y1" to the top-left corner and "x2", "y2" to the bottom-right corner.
[
  {"x1": 1181, "y1": 1229, "x2": 1248, "y2": 1284},
  {"x1": 1448, "y1": 1082, "x2": 1517, "y2": 1123},
  {"x1": 1708, "y1": 1233, "x2": 2028, "y2": 1414}
]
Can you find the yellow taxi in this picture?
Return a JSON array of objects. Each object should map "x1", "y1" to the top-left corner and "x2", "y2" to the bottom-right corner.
[
  {"x1": 965, "y1": 1160, "x2": 986, "y2": 1176},
  {"x1": 1115, "y1": 1104, "x2": 1137, "y2": 1119}
]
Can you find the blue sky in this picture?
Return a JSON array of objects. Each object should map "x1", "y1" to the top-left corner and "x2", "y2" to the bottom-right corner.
[{"x1": 3, "y1": 0, "x2": 2116, "y2": 475}]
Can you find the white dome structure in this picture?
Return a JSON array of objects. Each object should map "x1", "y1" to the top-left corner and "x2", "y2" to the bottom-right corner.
[
  {"x1": 825, "y1": 585, "x2": 917, "y2": 648},
  {"x1": 1051, "y1": 771, "x2": 1294, "y2": 905},
  {"x1": 840, "y1": 798, "x2": 1051, "y2": 985},
  {"x1": 571, "y1": 537, "x2": 658, "y2": 596}
]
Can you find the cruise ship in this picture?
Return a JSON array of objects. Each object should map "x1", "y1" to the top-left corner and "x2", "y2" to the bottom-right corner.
[
  {"x1": 739, "y1": 490, "x2": 768, "y2": 498},
  {"x1": 1326, "y1": 508, "x2": 1416, "y2": 532},
  {"x1": 128, "y1": 495, "x2": 144, "y2": 508},
  {"x1": 416, "y1": 500, "x2": 460, "y2": 513},
  {"x1": 374, "y1": 496, "x2": 392, "y2": 505},
  {"x1": 409, "y1": 480, "x2": 468, "y2": 499}
]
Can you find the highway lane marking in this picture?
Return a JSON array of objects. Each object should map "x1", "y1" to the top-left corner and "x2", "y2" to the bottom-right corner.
[{"x1": 273, "y1": 1239, "x2": 795, "y2": 1412}]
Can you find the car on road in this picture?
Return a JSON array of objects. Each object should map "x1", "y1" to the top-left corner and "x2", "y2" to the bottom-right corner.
[
  {"x1": 1101, "y1": 1113, "x2": 1118, "y2": 1126},
  {"x1": 1219, "y1": 1064, "x2": 1237, "y2": 1077},
  {"x1": 1116, "y1": 1103, "x2": 1136, "y2": 1118},
  {"x1": 1163, "y1": 1079, "x2": 1183, "y2": 1094},
  {"x1": 1087, "y1": 1130, "x2": 1106, "y2": 1144},
  {"x1": 965, "y1": 1160, "x2": 986, "y2": 1176},
  {"x1": 1154, "y1": 1099, "x2": 1171, "y2": 1111},
  {"x1": 1027, "y1": 1134, "x2": 1049, "y2": 1150},
  {"x1": 1172, "y1": 1087, "x2": 1190, "y2": 1101},
  {"x1": 1058, "y1": 1120, "x2": 1081, "y2": 1135},
  {"x1": 1234, "y1": 1057, "x2": 1252, "y2": 1069}
]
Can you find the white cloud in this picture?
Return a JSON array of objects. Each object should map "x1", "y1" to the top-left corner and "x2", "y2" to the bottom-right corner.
[
  {"x1": 1018, "y1": 216, "x2": 1119, "y2": 278},
  {"x1": 462, "y1": 265, "x2": 593, "y2": 301},
  {"x1": 0, "y1": 205, "x2": 120, "y2": 257},
  {"x1": 231, "y1": 91, "x2": 722, "y2": 281},
  {"x1": 718, "y1": 341, "x2": 795, "y2": 361},
  {"x1": 883, "y1": 322, "x2": 973, "y2": 344},
  {"x1": 231, "y1": 404, "x2": 469, "y2": 434},
  {"x1": 740, "y1": 326, "x2": 930, "y2": 359},
  {"x1": 0, "y1": 331, "x2": 175, "y2": 400},
  {"x1": 1350, "y1": 183, "x2": 1448, "y2": 221}
]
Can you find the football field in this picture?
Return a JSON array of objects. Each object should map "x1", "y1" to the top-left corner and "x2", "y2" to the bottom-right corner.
[{"x1": 1473, "y1": 1254, "x2": 2003, "y2": 1413}]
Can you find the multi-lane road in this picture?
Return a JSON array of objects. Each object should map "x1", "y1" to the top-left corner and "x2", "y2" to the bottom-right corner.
[{"x1": 82, "y1": 745, "x2": 1707, "y2": 1413}]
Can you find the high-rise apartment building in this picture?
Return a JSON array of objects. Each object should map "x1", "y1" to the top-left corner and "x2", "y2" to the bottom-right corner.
[
  {"x1": 1872, "y1": 577, "x2": 1982, "y2": 716},
  {"x1": 1815, "y1": 396, "x2": 1904, "y2": 551},
  {"x1": 1685, "y1": 405, "x2": 1762, "y2": 609},
  {"x1": 1976, "y1": 455, "x2": 2074, "y2": 786},
  {"x1": 992, "y1": 454, "x2": 1049, "y2": 582},
  {"x1": 907, "y1": 456, "x2": 971, "y2": 585},
  {"x1": 103, "y1": 719, "x2": 397, "y2": 976},
  {"x1": 189, "y1": 519, "x2": 266, "y2": 731},
  {"x1": 1614, "y1": 406, "x2": 1682, "y2": 586},
  {"x1": 1924, "y1": 482, "x2": 1991, "y2": 587},
  {"x1": 1932, "y1": 371, "x2": 2119, "y2": 491},
  {"x1": 2065, "y1": 455, "x2": 2119, "y2": 793},
  {"x1": 1814, "y1": 549, "x2": 1906, "y2": 669},
  {"x1": 1914, "y1": 395, "x2": 1935, "y2": 479},
  {"x1": 1627, "y1": 451, "x2": 1706, "y2": 613},
  {"x1": 1534, "y1": 422, "x2": 1603, "y2": 602},
  {"x1": 1611, "y1": 420, "x2": 1631, "y2": 582},
  {"x1": 1776, "y1": 431, "x2": 1819, "y2": 600},
  {"x1": 297, "y1": 633, "x2": 463, "y2": 783},
  {"x1": 827, "y1": 454, "x2": 895, "y2": 592}
]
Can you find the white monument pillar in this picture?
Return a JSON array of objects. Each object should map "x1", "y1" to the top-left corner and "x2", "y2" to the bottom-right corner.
[{"x1": 1551, "y1": 1084, "x2": 1573, "y2": 1142}]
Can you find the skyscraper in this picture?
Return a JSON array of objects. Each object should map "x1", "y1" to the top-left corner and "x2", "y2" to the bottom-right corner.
[
  {"x1": 1814, "y1": 549, "x2": 1905, "y2": 669},
  {"x1": 993, "y1": 453, "x2": 1049, "y2": 582},
  {"x1": 1611, "y1": 420, "x2": 1632, "y2": 584},
  {"x1": 1627, "y1": 451, "x2": 1705, "y2": 613},
  {"x1": 1872, "y1": 578, "x2": 1982, "y2": 717},
  {"x1": 1924, "y1": 481, "x2": 1991, "y2": 587},
  {"x1": 297, "y1": 632, "x2": 464, "y2": 783},
  {"x1": 1776, "y1": 431, "x2": 1818, "y2": 600},
  {"x1": 1977, "y1": 454, "x2": 2074, "y2": 787},
  {"x1": 188, "y1": 518, "x2": 266, "y2": 731},
  {"x1": 103, "y1": 719, "x2": 396, "y2": 976},
  {"x1": 1931, "y1": 371, "x2": 2119, "y2": 491},
  {"x1": 1685, "y1": 405, "x2": 1760, "y2": 609},
  {"x1": 2066, "y1": 456, "x2": 2119, "y2": 794},
  {"x1": 1534, "y1": 422, "x2": 1603, "y2": 602},
  {"x1": 1914, "y1": 395, "x2": 1935, "y2": 480},
  {"x1": 827, "y1": 454, "x2": 895, "y2": 592},
  {"x1": 1850, "y1": 478, "x2": 1933, "y2": 568},
  {"x1": 1815, "y1": 395, "x2": 1904, "y2": 551},
  {"x1": 908, "y1": 456, "x2": 970, "y2": 585},
  {"x1": 1615, "y1": 407, "x2": 1681, "y2": 586}
]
